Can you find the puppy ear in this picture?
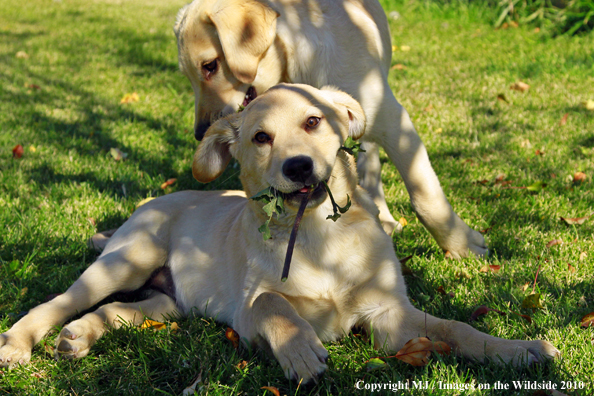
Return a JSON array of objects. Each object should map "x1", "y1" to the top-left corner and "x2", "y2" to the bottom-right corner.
[
  {"x1": 173, "y1": 4, "x2": 190, "y2": 39},
  {"x1": 208, "y1": 0, "x2": 279, "y2": 84},
  {"x1": 193, "y1": 114, "x2": 240, "y2": 183},
  {"x1": 321, "y1": 86, "x2": 366, "y2": 140}
]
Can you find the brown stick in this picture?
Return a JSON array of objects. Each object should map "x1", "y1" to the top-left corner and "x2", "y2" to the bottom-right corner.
[{"x1": 281, "y1": 188, "x2": 314, "y2": 282}]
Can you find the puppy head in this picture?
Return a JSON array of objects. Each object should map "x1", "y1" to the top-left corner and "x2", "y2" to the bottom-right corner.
[
  {"x1": 175, "y1": 0, "x2": 281, "y2": 141},
  {"x1": 193, "y1": 84, "x2": 366, "y2": 208}
]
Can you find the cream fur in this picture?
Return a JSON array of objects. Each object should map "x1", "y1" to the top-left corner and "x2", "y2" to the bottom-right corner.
[{"x1": 0, "y1": 85, "x2": 558, "y2": 382}]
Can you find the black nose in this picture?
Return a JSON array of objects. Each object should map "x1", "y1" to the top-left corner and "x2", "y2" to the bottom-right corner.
[
  {"x1": 283, "y1": 155, "x2": 314, "y2": 184},
  {"x1": 195, "y1": 120, "x2": 211, "y2": 141}
]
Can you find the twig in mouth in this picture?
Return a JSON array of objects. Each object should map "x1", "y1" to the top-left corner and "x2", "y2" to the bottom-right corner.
[{"x1": 281, "y1": 187, "x2": 314, "y2": 282}]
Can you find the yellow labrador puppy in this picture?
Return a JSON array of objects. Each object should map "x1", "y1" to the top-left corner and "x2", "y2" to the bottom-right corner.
[
  {"x1": 0, "y1": 85, "x2": 558, "y2": 382},
  {"x1": 174, "y1": 0, "x2": 488, "y2": 258}
]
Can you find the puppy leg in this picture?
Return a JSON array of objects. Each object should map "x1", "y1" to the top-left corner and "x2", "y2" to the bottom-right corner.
[
  {"x1": 0, "y1": 244, "x2": 166, "y2": 367},
  {"x1": 55, "y1": 292, "x2": 178, "y2": 360},
  {"x1": 372, "y1": 87, "x2": 487, "y2": 258},
  {"x1": 357, "y1": 141, "x2": 398, "y2": 235},
  {"x1": 236, "y1": 292, "x2": 328, "y2": 383},
  {"x1": 366, "y1": 295, "x2": 560, "y2": 366}
]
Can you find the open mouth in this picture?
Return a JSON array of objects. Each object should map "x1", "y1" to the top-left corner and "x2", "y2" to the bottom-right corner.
[
  {"x1": 242, "y1": 86, "x2": 257, "y2": 107},
  {"x1": 280, "y1": 181, "x2": 327, "y2": 206}
]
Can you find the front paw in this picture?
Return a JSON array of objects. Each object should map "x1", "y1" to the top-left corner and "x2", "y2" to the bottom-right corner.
[
  {"x1": 271, "y1": 328, "x2": 328, "y2": 383},
  {"x1": 488, "y1": 340, "x2": 560, "y2": 366},
  {"x1": 436, "y1": 216, "x2": 488, "y2": 259},
  {"x1": 0, "y1": 333, "x2": 32, "y2": 368}
]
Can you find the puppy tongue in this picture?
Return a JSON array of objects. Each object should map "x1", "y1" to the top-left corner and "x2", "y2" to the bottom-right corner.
[{"x1": 299, "y1": 187, "x2": 309, "y2": 193}]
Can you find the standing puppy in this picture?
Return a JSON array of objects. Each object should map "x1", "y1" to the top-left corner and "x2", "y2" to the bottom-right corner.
[
  {"x1": 0, "y1": 85, "x2": 558, "y2": 383},
  {"x1": 174, "y1": 0, "x2": 488, "y2": 258}
]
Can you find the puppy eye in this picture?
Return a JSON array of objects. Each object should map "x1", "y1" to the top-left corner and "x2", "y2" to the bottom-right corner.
[
  {"x1": 306, "y1": 116, "x2": 320, "y2": 128},
  {"x1": 202, "y1": 59, "x2": 218, "y2": 79},
  {"x1": 253, "y1": 131, "x2": 272, "y2": 144}
]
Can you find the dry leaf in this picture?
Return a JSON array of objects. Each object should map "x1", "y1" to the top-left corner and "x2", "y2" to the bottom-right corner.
[
  {"x1": 510, "y1": 81, "x2": 529, "y2": 92},
  {"x1": 522, "y1": 293, "x2": 543, "y2": 309},
  {"x1": 141, "y1": 319, "x2": 167, "y2": 331},
  {"x1": 182, "y1": 372, "x2": 203, "y2": 396},
  {"x1": 398, "y1": 217, "x2": 408, "y2": 227},
  {"x1": 559, "y1": 113, "x2": 568, "y2": 126},
  {"x1": 497, "y1": 93, "x2": 509, "y2": 103},
  {"x1": 391, "y1": 63, "x2": 406, "y2": 70},
  {"x1": 109, "y1": 147, "x2": 128, "y2": 161},
  {"x1": 469, "y1": 305, "x2": 506, "y2": 322},
  {"x1": 120, "y1": 92, "x2": 139, "y2": 104},
  {"x1": 160, "y1": 178, "x2": 177, "y2": 189},
  {"x1": 236, "y1": 360, "x2": 248, "y2": 370},
  {"x1": 534, "y1": 27, "x2": 541, "y2": 33},
  {"x1": 20, "y1": 287, "x2": 28, "y2": 296},
  {"x1": 12, "y1": 144, "x2": 24, "y2": 158},
  {"x1": 582, "y1": 99, "x2": 594, "y2": 111},
  {"x1": 495, "y1": 173, "x2": 506, "y2": 183},
  {"x1": 573, "y1": 172, "x2": 586, "y2": 183},
  {"x1": 480, "y1": 265, "x2": 501, "y2": 273},
  {"x1": 560, "y1": 215, "x2": 589, "y2": 225},
  {"x1": 510, "y1": 311, "x2": 532, "y2": 324},
  {"x1": 535, "y1": 149, "x2": 545, "y2": 156},
  {"x1": 581, "y1": 312, "x2": 594, "y2": 328},
  {"x1": 136, "y1": 197, "x2": 156, "y2": 208},
  {"x1": 16, "y1": 51, "x2": 29, "y2": 59},
  {"x1": 87, "y1": 217, "x2": 96, "y2": 226},
  {"x1": 226, "y1": 327, "x2": 240, "y2": 348},
  {"x1": 435, "y1": 127, "x2": 443, "y2": 134},
  {"x1": 568, "y1": 264, "x2": 576, "y2": 273},
  {"x1": 546, "y1": 239, "x2": 563, "y2": 248},
  {"x1": 29, "y1": 145, "x2": 37, "y2": 153},
  {"x1": 261, "y1": 386, "x2": 281, "y2": 396},
  {"x1": 394, "y1": 337, "x2": 451, "y2": 366},
  {"x1": 521, "y1": 282, "x2": 530, "y2": 292},
  {"x1": 170, "y1": 322, "x2": 180, "y2": 333}
]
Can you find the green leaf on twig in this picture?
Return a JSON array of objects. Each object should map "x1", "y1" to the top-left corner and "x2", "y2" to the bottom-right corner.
[
  {"x1": 340, "y1": 137, "x2": 365, "y2": 156},
  {"x1": 250, "y1": 187, "x2": 285, "y2": 240},
  {"x1": 322, "y1": 181, "x2": 351, "y2": 221}
]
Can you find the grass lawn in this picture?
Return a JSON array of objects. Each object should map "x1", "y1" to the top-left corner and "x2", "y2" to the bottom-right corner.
[{"x1": 1, "y1": 0, "x2": 593, "y2": 394}]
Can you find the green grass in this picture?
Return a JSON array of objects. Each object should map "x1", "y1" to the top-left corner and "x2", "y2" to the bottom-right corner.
[{"x1": 1, "y1": 0, "x2": 593, "y2": 394}]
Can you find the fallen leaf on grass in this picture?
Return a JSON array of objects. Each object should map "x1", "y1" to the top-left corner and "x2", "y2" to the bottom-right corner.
[
  {"x1": 535, "y1": 149, "x2": 545, "y2": 156},
  {"x1": 560, "y1": 215, "x2": 590, "y2": 225},
  {"x1": 568, "y1": 264, "x2": 576, "y2": 273},
  {"x1": 29, "y1": 145, "x2": 36, "y2": 153},
  {"x1": 521, "y1": 282, "x2": 530, "y2": 292},
  {"x1": 581, "y1": 312, "x2": 594, "y2": 328},
  {"x1": 141, "y1": 319, "x2": 167, "y2": 331},
  {"x1": 526, "y1": 181, "x2": 546, "y2": 191},
  {"x1": 510, "y1": 81, "x2": 530, "y2": 92},
  {"x1": 573, "y1": 171, "x2": 586, "y2": 183},
  {"x1": 559, "y1": 113, "x2": 568, "y2": 126},
  {"x1": 398, "y1": 217, "x2": 408, "y2": 227},
  {"x1": 435, "y1": 127, "x2": 443, "y2": 134},
  {"x1": 522, "y1": 293, "x2": 543, "y2": 309},
  {"x1": 261, "y1": 386, "x2": 281, "y2": 396},
  {"x1": 394, "y1": 337, "x2": 452, "y2": 366},
  {"x1": 120, "y1": 92, "x2": 139, "y2": 104},
  {"x1": 25, "y1": 83, "x2": 41, "y2": 90},
  {"x1": 236, "y1": 360, "x2": 248, "y2": 370},
  {"x1": 12, "y1": 144, "x2": 24, "y2": 158},
  {"x1": 109, "y1": 147, "x2": 128, "y2": 161},
  {"x1": 480, "y1": 265, "x2": 501, "y2": 273},
  {"x1": 182, "y1": 372, "x2": 203, "y2": 396},
  {"x1": 364, "y1": 357, "x2": 387, "y2": 371},
  {"x1": 469, "y1": 305, "x2": 506, "y2": 322},
  {"x1": 160, "y1": 178, "x2": 177, "y2": 189},
  {"x1": 136, "y1": 197, "x2": 155, "y2": 208},
  {"x1": 582, "y1": 99, "x2": 594, "y2": 111},
  {"x1": 226, "y1": 327, "x2": 240, "y2": 348},
  {"x1": 391, "y1": 63, "x2": 406, "y2": 70},
  {"x1": 497, "y1": 93, "x2": 509, "y2": 103},
  {"x1": 510, "y1": 311, "x2": 532, "y2": 324},
  {"x1": 546, "y1": 239, "x2": 563, "y2": 248}
]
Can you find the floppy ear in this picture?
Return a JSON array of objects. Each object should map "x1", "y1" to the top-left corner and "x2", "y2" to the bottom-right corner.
[
  {"x1": 173, "y1": 4, "x2": 189, "y2": 40},
  {"x1": 321, "y1": 86, "x2": 366, "y2": 140},
  {"x1": 193, "y1": 114, "x2": 240, "y2": 183},
  {"x1": 208, "y1": 0, "x2": 279, "y2": 84}
]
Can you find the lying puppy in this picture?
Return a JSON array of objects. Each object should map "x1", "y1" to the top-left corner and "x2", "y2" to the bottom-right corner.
[
  {"x1": 0, "y1": 85, "x2": 558, "y2": 382},
  {"x1": 174, "y1": 0, "x2": 488, "y2": 258}
]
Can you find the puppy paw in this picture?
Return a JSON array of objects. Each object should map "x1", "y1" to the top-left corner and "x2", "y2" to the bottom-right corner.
[
  {"x1": 436, "y1": 216, "x2": 488, "y2": 259},
  {"x1": 488, "y1": 340, "x2": 560, "y2": 367},
  {"x1": 0, "y1": 333, "x2": 33, "y2": 368},
  {"x1": 271, "y1": 328, "x2": 328, "y2": 384},
  {"x1": 54, "y1": 320, "x2": 99, "y2": 360}
]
